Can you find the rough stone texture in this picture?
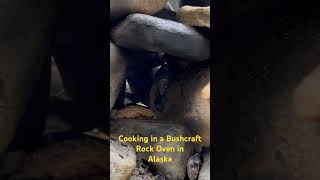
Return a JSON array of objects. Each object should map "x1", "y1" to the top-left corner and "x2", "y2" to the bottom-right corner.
[
  {"x1": 110, "y1": 137, "x2": 136, "y2": 180},
  {"x1": 150, "y1": 65, "x2": 210, "y2": 147},
  {"x1": 187, "y1": 153, "x2": 202, "y2": 180},
  {"x1": 111, "y1": 105, "x2": 156, "y2": 120},
  {"x1": 177, "y1": 6, "x2": 210, "y2": 28},
  {"x1": 198, "y1": 151, "x2": 210, "y2": 180},
  {"x1": 110, "y1": 42, "x2": 128, "y2": 111},
  {"x1": 130, "y1": 160, "x2": 166, "y2": 180},
  {"x1": 111, "y1": 119, "x2": 196, "y2": 180},
  {"x1": 112, "y1": 13, "x2": 210, "y2": 61},
  {"x1": 149, "y1": 65, "x2": 172, "y2": 115},
  {"x1": 151, "y1": 126, "x2": 194, "y2": 180},
  {"x1": 110, "y1": 0, "x2": 168, "y2": 20}
]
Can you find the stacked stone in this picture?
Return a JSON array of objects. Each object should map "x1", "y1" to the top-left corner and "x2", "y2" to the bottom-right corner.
[{"x1": 110, "y1": 0, "x2": 210, "y2": 179}]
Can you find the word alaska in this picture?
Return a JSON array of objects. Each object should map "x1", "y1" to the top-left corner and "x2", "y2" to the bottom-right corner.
[{"x1": 148, "y1": 155, "x2": 173, "y2": 163}]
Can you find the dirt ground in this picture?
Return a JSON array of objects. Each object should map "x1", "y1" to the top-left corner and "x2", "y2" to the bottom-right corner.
[{"x1": 3, "y1": 111, "x2": 108, "y2": 180}]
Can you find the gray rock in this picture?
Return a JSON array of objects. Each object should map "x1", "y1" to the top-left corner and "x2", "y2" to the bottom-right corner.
[
  {"x1": 129, "y1": 160, "x2": 166, "y2": 180},
  {"x1": 198, "y1": 151, "x2": 210, "y2": 180},
  {"x1": 111, "y1": 119, "x2": 196, "y2": 180},
  {"x1": 111, "y1": 13, "x2": 210, "y2": 61},
  {"x1": 110, "y1": 42, "x2": 128, "y2": 111},
  {"x1": 110, "y1": 0, "x2": 168, "y2": 20},
  {"x1": 187, "y1": 153, "x2": 202, "y2": 180},
  {"x1": 168, "y1": 0, "x2": 182, "y2": 11},
  {"x1": 165, "y1": 2, "x2": 175, "y2": 11},
  {"x1": 50, "y1": 59, "x2": 67, "y2": 99},
  {"x1": 110, "y1": 137, "x2": 137, "y2": 180}
]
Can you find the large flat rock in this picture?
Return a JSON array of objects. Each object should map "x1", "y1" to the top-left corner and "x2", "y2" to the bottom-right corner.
[{"x1": 112, "y1": 13, "x2": 210, "y2": 61}]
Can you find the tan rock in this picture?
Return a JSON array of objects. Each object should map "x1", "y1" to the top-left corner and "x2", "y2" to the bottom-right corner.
[
  {"x1": 110, "y1": 138, "x2": 136, "y2": 180},
  {"x1": 177, "y1": 6, "x2": 210, "y2": 28},
  {"x1": 110, "y1": 0, "x2": 168, "y2": 20},
  {"x1": 111, "y1": 105, "x2": 156, "y2": 120},
  {"x1": 110, "y1": 42, "x2": 128, "y2": 111},
  {"x1": 150, "y1": 66, "x2": 210, "y2": 147}
]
